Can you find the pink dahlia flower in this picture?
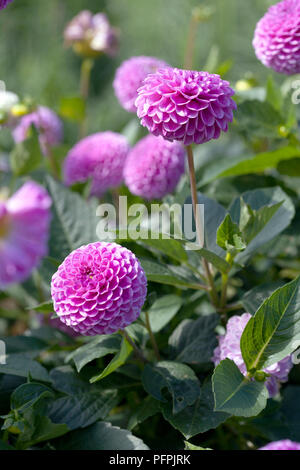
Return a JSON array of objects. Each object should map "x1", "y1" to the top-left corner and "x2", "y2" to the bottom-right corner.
[
  {"x1": 124, "y1": 135, "x2": 185, "y2": 200},
  {"x1": 136, "y1": 68, "x2": 236, "y2": 146},
  {"x1": 253, "y1": 0, "x2": 300, "y2": 75},
  {"x1": 51, "y1": 242, "x2": 147, "y2": 336},
  {"x1": 63, "y1": 131, "x2": 130, "y2": 197},
  {"x1": 0, "y1": 182, "x2": 51, "y2": 288},
  {"x1": 13, "y1": 106, "x2": 63, "y2": 156},
  {"x1": 0, "y1": 0, "x2": 13, "y2": 10},
  {"x1": 259, "y1": 440, "x2": 300, "y2": 451},
  {"x1": 113, "y1": 56, "x2": 168, "y2": 113},
  {"x1": 64, "y1": 10, "x2": 119, "y2": 58},
  {"x1": 212, "y1": 313, "x2": 293, "y2": 398}
]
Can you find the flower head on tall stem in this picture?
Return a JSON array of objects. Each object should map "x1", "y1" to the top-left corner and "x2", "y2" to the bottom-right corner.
[
  {"x1": 64, "y1": 10, "x2": 119, "y2": 58},
  {"x1": 136, "y1": 68, "x2": 236, "y2": 146}
]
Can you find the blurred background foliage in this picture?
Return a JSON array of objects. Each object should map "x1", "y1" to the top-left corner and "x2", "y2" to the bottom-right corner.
[{"x1": 0, "y1": 0, "x2": 278, "y2": 137}]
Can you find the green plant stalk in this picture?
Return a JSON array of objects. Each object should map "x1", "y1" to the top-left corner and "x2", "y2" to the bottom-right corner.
[
  {"x1": 144, "y1": 311, "x2": 161, "y2": 361},
  {"x1": 219, "y1": 252, "x2": 234, "y2": 309},
  {"x1": 186, "y1": 145, "x2": 219, "y2": 306},
  {"x1": 79, "y1": 58, "x2": 94, "y2": 137}
]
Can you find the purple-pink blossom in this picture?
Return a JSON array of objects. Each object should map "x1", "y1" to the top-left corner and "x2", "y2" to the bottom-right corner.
[
  {"x1": 51, "y1": 242, "x2": 147, "y2": 336},
  {"x1": 63, "y1": 131, "x2": 130, "y2": 197},
  {"x1": 259, "y1": 439, "x2": 300, "y2": 451},
  {"x1": 64, "y1": 10, "x2": 119, "y2": 57},
  {"x1": 13, "y1": 106, "x2": 63, "y2": 156},
  {"x1": 0, "y1": 182, "x2": 51, "y2": 288},
  {"x1": 124, "y1": 135, "x2": 185, "y2": 200},
  {"x1": 0, "y1": 0, "x2": 13, "y2": 10},
  {"x1": 135, "y1": 68, "x2": 236, "y2": 146},
  {"x1": 253, "y1": 0, "x2": 300, "y2": 75},
  {"x1": 212, "y1": 313, "x2": 293, "y2": 398},
  {"x1": 113, "y1": 56, "x2": 168, "y2": 113}
]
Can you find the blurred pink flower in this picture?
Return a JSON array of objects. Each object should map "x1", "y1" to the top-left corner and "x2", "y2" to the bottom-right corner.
[
  {"x1": 213, "y1": 313, "x2": 293, "y2": 398},
  {"x1": 64, "y1": 10, "x2": 119, "y2": 58},
  {"x1": 113, "y1": 56, "x2": 168, "y2": 113},
  {"x1": 253, "y1": 0, "x2": 300, "y2": 75},
  {"x1": 0, "y1": 182, "x2": 51, "y2": 288},
  {"x1": 0, "y1": 0, "x2": 13, "y2": 10},
  {"x1": 63, "y1": 131, "x2": 130, "y2": 197},
  {"x1": 259, "y1": 439, "x2": 300, "y2": 450},
  {"x1": 124, "y1": 135, "x2": 185, "y2": 200},
  {"x1": 13, "y1": 106, "x2": 63, "y2": 156}
]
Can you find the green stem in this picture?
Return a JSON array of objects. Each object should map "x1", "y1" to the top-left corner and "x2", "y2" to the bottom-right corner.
[
  {"x1": 79, "y1": 58, "x2": 94, "y2": 137},
  {"x1": 186, "y1": 145, "x2": 219, "y2": 306},
  {"x1": 119, "y1": 329, "x2": 148, "y2": 364},
  {"x1": 184, "y1": 14, "x2": 198, "y2": 69},
  {"x1": 144, "y1": 311, "x2": 161, "y2": 361},
  {"x1": 219, "y1": 253, "x2": 234, "y2": 310}
]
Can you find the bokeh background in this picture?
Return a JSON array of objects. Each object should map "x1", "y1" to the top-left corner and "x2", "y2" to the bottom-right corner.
[{"x1": 0, "y1": 0, "x2": 278, "y2": 137}]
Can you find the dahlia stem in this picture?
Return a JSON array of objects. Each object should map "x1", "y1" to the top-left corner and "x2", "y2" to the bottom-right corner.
[
  {"x1": 184, "y1": 13, "x2": 198, "y2": 69},
  {"x1": 144, "y1": 311, "x2": 161, "y2": 361},
  {"x1": 186, "y1": 145, "x2": 219, "y2": 306},
  {"x1": 120, "y1": 329, "x2": 148, "y2": 364},
  {"x1": 219, "y1": 252, "x2": 234, "y2": 310},
  {"x1": 79, "y1": 58, "x2": 94, "y2": 137}
]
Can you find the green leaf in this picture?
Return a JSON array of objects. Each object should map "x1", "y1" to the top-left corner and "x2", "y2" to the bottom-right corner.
[
  {"x1": 266, "y1": 76, "x2": 283, "y2": 112},
  {"x1": 128, "y1": 396, "x2": 160, "y2": 431},
  {"x1": 141, "y1": 361, "x2": 200, "y2": 414},
  {"x1": 59, "y1": 96, "x2": 86, "y2": 122},
  {"x1": 29, "y1": 300, "x2": 54, "y2": 314},
  {"x1": 240, "y1": 199, "x2": 283, "y2": 245},
  {"x1": 241, "y1": 276, "x2": 300, "y2": 372},
  {"x1": 0, "y1": 354, "x2": 50, "y2": 382},
  {"x1": 48, "y1": 390, "x2": 119, "y2": 431},
  {"x1": 140, "y1": 258, "x2": 204, "y2": 290},
  {"x1": 161, "y1": 380, "x2": 229, "y2": 439},
  {"x1": 10, "y1": 125, "x2": 43, "y2": 176},
  {"x1": 0, "y1": 439, "x2": 15, "y2": 450},
  {"x1": 184, "y1": 441, "x2": 212, "y2": 450},
  {"x1": 230, "y1": 187, "x2": 295, "y2": 263},
  {"x1": 195, "y1": 248, "x2": 231, "y2": 273},
  {"x1": 217, "y1": 214, "x2": 246, "y2": 254},
  {"x1": 89, "y1": 336, "x2": 133, "y2": 383},
  {"x1": 219, "y1": 146, "x2": 300, "y2": 179},
  {"x1": 212, "y1": 359, "x2": 268, "y2": 417},
  {"x1": 54, "y1": 421, "x2": 149, "y2": 450},
  {"x1": 46, "y1": 176, "x2": 98, "y2": 261},
  {"x1": 11, "y1": 383, "x2": 54, "y2": 411},
  {"x1": 66, "y1": 335, "x2": 121, "y2": 372},
  {"x1": 235, "y1": 99, "x2": 284, "y2": 138},
  {"x1": 168, "y1": 314, "x2": 219, "y2": 364},
  {"x1": 141, "y1": 295, "x2": 183, "y2": 333},
  {"x1": 281, "y1": 386, "x2": 300, "y2": 441},
  {"x1": 242, "y1": 281, "x2": 284, "y2": 315},
  {"x1": 140, "y1": 234, "x2": 188, "y2": 264}
]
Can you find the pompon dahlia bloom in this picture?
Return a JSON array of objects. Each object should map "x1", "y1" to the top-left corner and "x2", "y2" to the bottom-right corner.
[
  {"x1": 113, "y1": 56, "x2": 168, "y2": 113},
  {"x1": 63, "y1": 131, "x2": 130, "y2": 197},
  {"x1": 124, "y1": 135, "x2": 185, "y2": 200},
  {"x1": 0, "y1": 182, "x2": 51, "y2": 288},
  {"x1": 13, "y1": 106, "x2": 63, "y2": 155},
  {"x1": 259, "y1": 440, "x2": 300, "y2": 451},
  {"x1": 64, "y1": 10, "x2": 119, "y2": 58},
  {"x1": 253, "y1": 0, "x2": 300, "y2": 75},
  {"x1": 136, "y1": 68, "x2": 236, "y2": 146},
  {"x1": 0, "y1": 0, "x2": 13, "y2": 10},
  {"x1": 51, "y1": 242, "x2": 147, "y2": 336},
  {"x1": 212, "y1": 313, "x2": 293, "y2": 398}
]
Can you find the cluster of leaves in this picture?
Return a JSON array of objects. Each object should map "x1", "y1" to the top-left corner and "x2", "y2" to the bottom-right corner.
[{"x1": 2, "y1": 52, "x2": 300, "y2": 450}]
